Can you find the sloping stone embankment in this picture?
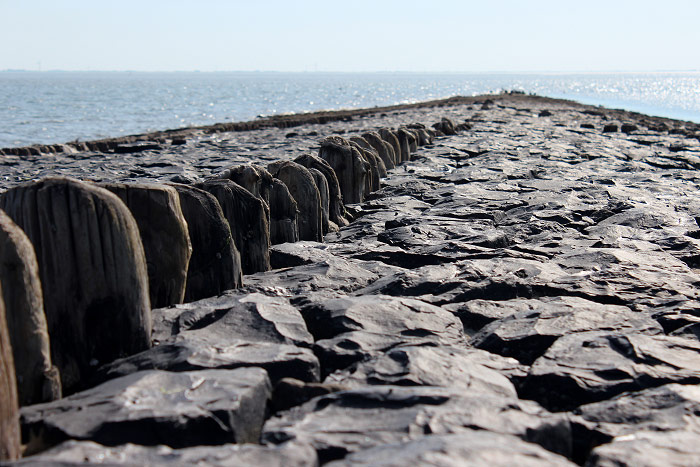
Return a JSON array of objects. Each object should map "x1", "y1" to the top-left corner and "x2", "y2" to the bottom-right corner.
[{"x1": 2, "y1": 94, "x2": 700, "y2": 465}]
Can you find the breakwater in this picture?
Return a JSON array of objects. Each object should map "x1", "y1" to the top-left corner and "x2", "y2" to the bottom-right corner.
[{"x1": 2, "y1": 94, "x2": 700, "y2": 465}]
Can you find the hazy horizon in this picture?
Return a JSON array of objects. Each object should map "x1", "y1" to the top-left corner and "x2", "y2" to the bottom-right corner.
[
  {"x1": 3, "y1": 69, "x2": 700, "y2": 74},
  {"x1": 2, "y1": 0, "x2": 699, "y2": 73}
]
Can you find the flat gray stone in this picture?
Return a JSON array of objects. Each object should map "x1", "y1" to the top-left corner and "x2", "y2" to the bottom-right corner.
[
  {"x1": 470, "y1": 296, "x2": 663, "y2": 364},
  {"x1": 9, "y1": 439, "x2": 317, "y2": 467},
  {"x1": 263, "y1": 385, "x2": 572, "y2": 463},
  {"x1": 324, "y1": 345, "x2": 517, "y2": 398},
  {"x1": 521, "y1": 332, "x2": 700, "y2": 411},
  {"x1": 296, "y1": 294, "x2": 465, "y2": 375},
  {"x1": 326, "y1": 432, "x2": 576, "y2": 467},
  {"x1": 585, "y1": 431, "x2": 700, "y2": 467},
  {"x1": 570, "y1": 383, "x2": 700, "y2": 462},
  {"x1": 21, "y1": 368, "x2": 271, "y2": 449},
  {"x1": 95, "y1": 336, "x2": 320, "y2": 385},
  {"x1": 151, "y1": 292, "x2": 313, "y2": 347}
]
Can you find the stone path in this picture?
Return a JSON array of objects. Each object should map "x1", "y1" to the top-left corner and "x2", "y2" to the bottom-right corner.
[{"x1": 3, "y1": 94, "x2": 700, "y2": 465}]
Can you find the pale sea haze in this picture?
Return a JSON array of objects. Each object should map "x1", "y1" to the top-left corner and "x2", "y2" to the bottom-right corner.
[{"x1": 1, "y1": 71, "x2": 699, "y2": 148}]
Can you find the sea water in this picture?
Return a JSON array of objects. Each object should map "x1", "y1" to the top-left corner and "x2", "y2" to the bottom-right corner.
[{"x1": 1, "y1": 71, "x2": 699, "y2": 148}]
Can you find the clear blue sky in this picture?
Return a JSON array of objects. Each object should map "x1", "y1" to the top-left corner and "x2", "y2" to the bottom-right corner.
[{"x1": 2, "y1": 0, "x2": 699, "y2": 72}]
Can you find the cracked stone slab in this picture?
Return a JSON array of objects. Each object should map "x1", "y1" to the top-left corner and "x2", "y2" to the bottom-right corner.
[
  {"x1": 470, "y1": 296, "x2": 663, "y2": 364},
  {"x1": 325, "y1": 432, "x2": 576, "y2": 467},
  {"x1": 8, "y1": 440, "x2": 317, "y2": 467},
  {"x1": 262, "y1": 385, "x2": 572, "y2": 464},
  {"x1": 323, "y1": 345, "x2": 518, "y2": 398},
  {"x1": 151, "y1": 291, "x2": 313, "y2": 348},
  {"x1": 569, "y1": 383, "x2": 700, "y2": 462},
  {"x1": 520, "y1": 332, "x2": 700, "y2": 411},
  {"x1": 94, "y1": 336, "x2": 320, "y2": 386},
  {"x1": 585, "y1": 430, "x2": 700, "y2": 467}
]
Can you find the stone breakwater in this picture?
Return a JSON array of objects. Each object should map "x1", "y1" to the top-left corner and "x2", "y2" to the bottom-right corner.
[{"x1": 1, "y1": 93, "x2": 700, "y2": 465}]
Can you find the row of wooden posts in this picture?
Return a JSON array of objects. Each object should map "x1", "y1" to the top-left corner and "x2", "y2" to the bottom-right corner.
[{"x1": 0, "y1": 118, "x2": 459, "y2": 460}]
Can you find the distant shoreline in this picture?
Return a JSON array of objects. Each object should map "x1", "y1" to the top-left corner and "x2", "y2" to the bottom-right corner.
[
  {"x1": 2, "y1": 72, "x2": 699, "y2": 149},
  {"x1": 2, "y1": 93, "x2": 699, "y2": 157}
]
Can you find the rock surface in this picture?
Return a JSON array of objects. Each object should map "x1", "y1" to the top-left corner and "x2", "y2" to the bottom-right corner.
[
  {"x1": 570, "y1": 383, "x2": 700, "y2": 462},
  {"x1": 4, "y1": 94, "x2": 700, "y2": 465},
  {"x1": 324, "y1": 345, "x2": 518, "y2": 398},
  {"x1": 521, "y1": 332, "x2": 700, "y2": 411},
  {"x1": 0, "y1": 210, "x2": 60, "y2": 406},
  {"x1": 325, "y1": 432, "x2": 575, "y2": 467},
  {"x1": 585, "y1": 431, "x2": 700, "y2": 467},
  {"x1": 262, "y1": 385, "x2": 572, "y2": 463},
  {"x1": 21, "y1": 368, "x2": 271, "y2": 450},
  {"x1": 5, "y1": 440, "x2": 317, "y2": 467},
  {"x1": 95, "y1": 291, "x2": 320, "y2": 385},
  {"x1": 470, "y1": 296, "x2": 663, "y2": 364}
]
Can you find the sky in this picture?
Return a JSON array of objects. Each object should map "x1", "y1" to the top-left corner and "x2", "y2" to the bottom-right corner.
[{"x1": 2, "y1": 0, "x2": 699, "y2": 73}]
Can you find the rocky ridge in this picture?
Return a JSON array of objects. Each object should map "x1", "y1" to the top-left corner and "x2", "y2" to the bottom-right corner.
[{"x1": 1, "y1": 93, "x2": 700, "y2": 465}]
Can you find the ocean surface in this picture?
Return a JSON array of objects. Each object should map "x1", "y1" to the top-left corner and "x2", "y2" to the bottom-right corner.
[{"x1": 1, "y1": 71, "x2": 699, "y2": 148}]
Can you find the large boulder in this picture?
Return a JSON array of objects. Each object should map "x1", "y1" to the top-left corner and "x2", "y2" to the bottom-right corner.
[
  {"x1": 406, "y1": 123, "x2": 435, "y2": 145},
  {"x1": 169, "y1": 184, "x2": 243, "y2": 302},
  {"x1": 0, "y1": 209, "x2": 61, "y2": 406},
  {"x1": 94, "y1": 336, "x2": 320, "y2": 387},
  {"x1": 21, "y1": 368, "x2": 271, "y2": 450},
  {"x1": 101, "y1": 182, "x2": 192, "y2": 308},
  {"x1": 432, "y1": 117, "x2": 457, "y2": 135},
  {"x1": 268, "y1": 161, "x2": 323, "y2": 242},
  {"x1": 319, "y1": 136, "x2": 370, "y2": 205},
  {"x1": 0, "y1": 283, "x2": 20, "y2": 461},
  {"x1": 0, "y1": 177, "x2": 151, "y2": 394},
  {"x1": 196, "y1": 179, "x2": 271, "y2": 274},
  {"x1": 362, "y1": 131, "x2": 397, "y2": 169},
  {"x1": 243, "y1": 255, "x2": 381, "y2": 298},
  {"x1": 294, "y1": 154, "x2": 348, "y2": 227},
  {"x1": 268, "y1": 179, "x2": 299, "y2": 245}
]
